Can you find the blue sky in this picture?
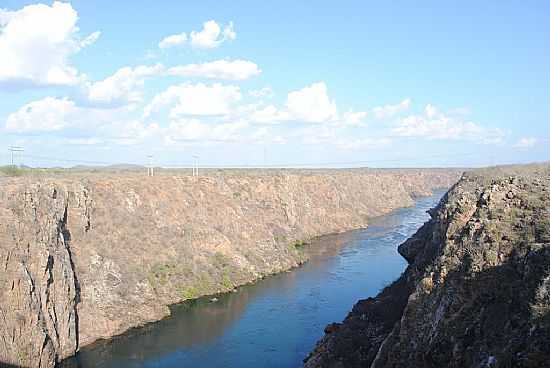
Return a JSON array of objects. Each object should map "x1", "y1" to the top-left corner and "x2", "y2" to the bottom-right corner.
[{"x1": 0, "y1": 1, "x2": 548, "y2": 168}]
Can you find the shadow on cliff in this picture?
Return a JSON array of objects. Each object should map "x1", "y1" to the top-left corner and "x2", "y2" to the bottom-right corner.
[
  {"x1": 382, "y1": 245, "x2": 550, "y2": 368},
  {"x1": 0, "y1": 362, "x2": 23, "y2": 368},
  {"x1": 60, "y1": 221, "x2": 82, "y2": 351},
  {"x1": 307, "y1": 243, "x2": 550, "y2": 368}
]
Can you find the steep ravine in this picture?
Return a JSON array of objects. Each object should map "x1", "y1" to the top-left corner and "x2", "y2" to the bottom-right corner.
[
  {"x1": 305, "y1": 164, "x2": 550, "y2": 368},
  {"x1": 0, "y1": 169, "x2": 460, "y2": 367}
]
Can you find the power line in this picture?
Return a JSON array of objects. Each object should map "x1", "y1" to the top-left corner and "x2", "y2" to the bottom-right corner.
[
  {"x1": 192, "y1": 154, "x2": 200, "y2": 176},
  {"x1": 8, "y1": 146, "x2": 24, "y2": 166},
  {"x1": 20, "y1": 153, "x2": 114, "y2": 165},
  {"x1": 158, "y1": 152, "x2": 481, "y2": 168},
  {"x1": 147, "y1": 155, "x2": 154, "y2": 177},
  {"x1": 14, "y1": 151, "x2": 481, "y2": 168},
  {"x1": 9, "y1": 146, "x2": 544, "y2": 169}
]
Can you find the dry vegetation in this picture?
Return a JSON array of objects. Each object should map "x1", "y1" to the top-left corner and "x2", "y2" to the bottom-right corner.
[
  {"x1": 306, "y1": 163, "x2": 550, "y2": 368},
  {"x1": 0, "y1": 167, "x2": 461, "y2": 367}
]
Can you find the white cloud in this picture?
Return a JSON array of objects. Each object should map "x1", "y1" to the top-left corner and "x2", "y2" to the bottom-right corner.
[
  {"x1": 513, "y1": 137, "x2": 537, "y2": 148},
  {"x1": 158, "y1": 32, "x2": 187, "y2": 49},
  {"x1": 167, "y1": 59, "x2": 260, "y2": 81},
  {"x1": 393, "y1": 106, "x2": 506, "y2": 144},
  {"x1": 5, "y1": 97, "x2": 76, "y2": 132},
  {"x1": 222, "y1": 22, "x2": 236, "y2": 41},
  {"x1": 249, "y1": 86, "x2": 274, "y2": 98},
  {"x1": 165, "y1": 119, "x2": 247, "y2": 143},
  {"x1": 0, "y1": 1, "x2": 98, "y2": 88},
  {"x1": 164, "y1": 119, "x2": 286, "y2": 145},
  {"x1": 285, "y1": 82, "x2": 338, "y2": 123},
  {"x1": 242, "y1": 82, "x2": 340, "y2": 125},
  {"x1": 86, "y1": 64, "x2": 164, "y2": 105},
  {"x1": 190, "y1": 20, "x2": 236, "y2": 49},
  {"x1": 372, "y1": 98, "x2": 411, "y2": 119},
  {"x1": 245, "y1": 82, "x2": 347, "y2": 125},
  {"x1": 249, "y1": 105, "x2": 290, "y2": 124},
  {"x1": 80, "y1": 31, "x2": 101, "y2": 48},
  {"x1": 340, "y1": 110, "x2": 368, "y2": 127},
  {"x1": 142, "y1": 81, "x2": 364, "y2": 146},
  {"x1": 5, "y1": 96, "x2": 159, "y2": 145},
  {"x1": 424, "y1": 103, "x2": 438, "y2": 118},
  {"x1": 144, "y1": 83, "x2": 242, "y2": 118}
]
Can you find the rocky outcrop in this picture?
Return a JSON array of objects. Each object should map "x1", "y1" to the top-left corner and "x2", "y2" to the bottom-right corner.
[
  {"x1": 0, "y1": 185, "x2": 79, "y2": 368},
  {"x1": 0, "y1": 169, "x2": 460, "y2": 366},
  {"x1": 305, "y1": 164, "x2": 550, "y2": 368}
]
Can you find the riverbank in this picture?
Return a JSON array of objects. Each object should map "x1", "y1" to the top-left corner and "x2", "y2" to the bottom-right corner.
[
  {"x1": 0, "y1": 168, "x2": 461, "y2": 367},
  {"x1": 305, "y1": 163, "x2": 550, "y2": 367},
  {"x1": 62, "y1": 190, "x2": 446, "y2": 368}
]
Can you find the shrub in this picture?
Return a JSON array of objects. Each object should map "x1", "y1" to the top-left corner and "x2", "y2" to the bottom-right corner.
[
  {"x1": 179, "y1": 286, "x2": 200, "y2": 300},
  {"x1": 221, "y1": 273, "x2": 233, "y2": 289},
  {"x1": 148, "y1": 262, "x2": 176, "y2": 285},
  {"x1": 0, "y1": 166, "x2": 26, "y2": 176}
]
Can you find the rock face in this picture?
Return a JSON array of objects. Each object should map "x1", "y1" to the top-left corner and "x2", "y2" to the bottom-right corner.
[
  {"x1": 0, "y1": 169, "x2": 460, "y2": 367},
  {"x1": 0, "y1": 185, "x2": 79, "y2": 368},
  {"x1": 305, "y1": 164, "x2": 550, "y2": 368}
]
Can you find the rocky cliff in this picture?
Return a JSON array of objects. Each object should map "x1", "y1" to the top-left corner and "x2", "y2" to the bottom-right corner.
[
  {"x1": 0, "y1": 169, "x2": 460, "y2": 367},
  {"x1": 305, "y1": 164, "x2": 550, "y2": 368}
]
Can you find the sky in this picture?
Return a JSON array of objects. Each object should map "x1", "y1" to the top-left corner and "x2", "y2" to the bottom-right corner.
[{"x1": 0, "y1": 0, "x2": 549, "y2": 168}]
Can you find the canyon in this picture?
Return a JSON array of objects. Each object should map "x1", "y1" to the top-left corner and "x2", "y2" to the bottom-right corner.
[{"x1": 0, "y1": 168, "x2": 460, "y2": 367}]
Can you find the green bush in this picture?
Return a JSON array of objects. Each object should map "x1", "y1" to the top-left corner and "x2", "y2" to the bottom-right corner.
[
  {"x1": 0, "y1": 165, "x2": 26, "y2": 176},
  {"x1": 148, "y1": 262, "x2": 177, "y2": 285},
  {"x1": 293, "y1": 239, "x2": 306, "y2": 248},
  {"x1": 289, "y1": 239, "x2": 308, "y2": 259},
  {"x1": 178, "y1": 286, "x2": 200, "y2": 300},
  {"x1": 221, "y1": 273, "x2": 233, "y2": 289}
]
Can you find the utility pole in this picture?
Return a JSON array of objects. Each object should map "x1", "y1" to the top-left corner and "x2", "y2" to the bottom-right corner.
[
  {"x1": 8, "y1": 146, "x2": 24, "y2": 167},
  {"x1": 192, "y1": 154, "x2": 200, "y2": 177},
  {"x1": 147, "y1": 155, "x2": 154, "y2": 177}
]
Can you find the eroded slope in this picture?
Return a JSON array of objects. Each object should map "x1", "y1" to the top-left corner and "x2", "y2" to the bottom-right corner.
[
  {"x1": 305, "y1": 164, "x2": 550, "y2": 368},
  {"x1": 0, "y1": 169, "x2": 459, "y2": 367}
]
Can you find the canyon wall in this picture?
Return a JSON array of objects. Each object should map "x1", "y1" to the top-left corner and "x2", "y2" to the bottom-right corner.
[
  {"x1": 0, "y1": 169, "x2": 460, "y2": 367},
  {"x1": 305, "y1": 164, "x2": 550, "y2": 368}
]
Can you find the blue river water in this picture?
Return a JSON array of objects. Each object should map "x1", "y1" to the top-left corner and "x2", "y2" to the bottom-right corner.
[{"x1": 63, "y1": 191, "x2": 444, "y2": 368}]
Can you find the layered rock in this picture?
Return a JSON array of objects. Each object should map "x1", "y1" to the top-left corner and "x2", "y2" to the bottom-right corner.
[
  {"x1": 0, "y1": 169, "x2": 460, "y2": 366},
  {"x1": 305, "y1": 164, "x2": 550, "y2": 368}
]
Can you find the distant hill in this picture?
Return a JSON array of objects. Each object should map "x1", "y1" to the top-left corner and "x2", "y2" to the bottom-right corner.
[{"x1": 71, "y1": 163, "x2": 147, "y2": 171}]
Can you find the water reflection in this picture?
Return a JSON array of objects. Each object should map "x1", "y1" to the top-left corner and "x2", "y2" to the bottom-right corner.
[{"x1": 62, "y1": 190, "x2": 444, "y2": 368}]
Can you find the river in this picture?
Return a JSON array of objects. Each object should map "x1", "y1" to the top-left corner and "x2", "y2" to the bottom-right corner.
[{"x1": 62, "y1": 190, "x2": 445, "y2": 368}]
